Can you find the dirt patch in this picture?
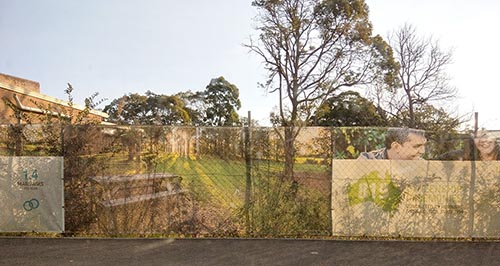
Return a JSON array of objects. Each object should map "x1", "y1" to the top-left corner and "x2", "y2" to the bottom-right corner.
[{"x1": 295, "y1": 172, "x2": 331, "y2": 195}]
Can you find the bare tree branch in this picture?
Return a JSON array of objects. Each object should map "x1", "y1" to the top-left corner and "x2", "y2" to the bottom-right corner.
[{"x1": 388, "y1": 23, "x2": 457, "y2": 128}]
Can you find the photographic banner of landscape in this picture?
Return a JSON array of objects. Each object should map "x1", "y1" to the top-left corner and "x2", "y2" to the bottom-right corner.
[
  {"x1": 332, "y1": 160, "x2": 500, "y2": 238},
  {"x1": 0, "y1": 157, "x2": 64, "y2": 232}
]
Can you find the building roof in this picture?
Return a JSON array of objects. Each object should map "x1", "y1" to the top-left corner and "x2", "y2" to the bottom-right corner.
[{"x1": 0, "y1": 73, "x2": 108, "y2": 122}]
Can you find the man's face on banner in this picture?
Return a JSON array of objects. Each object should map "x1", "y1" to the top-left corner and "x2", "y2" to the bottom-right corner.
[{"x1": 391, "y1": 133, "x2": 427, "y2": 160}]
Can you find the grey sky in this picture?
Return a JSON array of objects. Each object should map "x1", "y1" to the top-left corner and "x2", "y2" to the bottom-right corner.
[
  {"x1": 1, "y1": 0, "x2": 499, "y2": 127},
  {"x1": 369, "y1": 0, "x2": 500, "y2": 129},
  {"x1": 1, "y1": 0, "x2": 271, "y2": 123}
]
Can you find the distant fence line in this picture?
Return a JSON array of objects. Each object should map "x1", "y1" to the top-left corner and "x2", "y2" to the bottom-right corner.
[{"x1": 0, "y1": 124, "x2": 478, "y2": 160}]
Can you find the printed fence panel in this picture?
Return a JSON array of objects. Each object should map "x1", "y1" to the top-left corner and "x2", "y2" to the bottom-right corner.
[
  {"x1": 472, "y1": 161, "x2": 500, "y2": 237},
  {"x1": 0, "y1": 157, "x2": 64, "y2": 232},
  {"x1": 332, "y1": 160, "x2": 500, "y2": 238}
]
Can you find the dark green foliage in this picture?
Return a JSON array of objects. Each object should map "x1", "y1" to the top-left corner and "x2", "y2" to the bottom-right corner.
[
  {"x1": 310, "y1": 90, "x2": 388, "y2": 127},
  {"x1": 103, "y1": 77, "x2": 241, "y2": 127},
  {"x1": 104, "y1": 92, "x2": 191, "y2": 125},
  {"x1": 202, "y1": 77, "x2": 241, "y2": 126}
]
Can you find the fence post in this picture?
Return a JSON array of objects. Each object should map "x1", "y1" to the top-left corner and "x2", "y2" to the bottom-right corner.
[
  {"x1": 329, "y1": 127, "x2": 335, "y2": 236},
  {"x1": 467, "y1": 112, "x2": 479, "y2": 237},
  {"x1": 244, "y1": 111, "x2": 252, "y2": 235}
]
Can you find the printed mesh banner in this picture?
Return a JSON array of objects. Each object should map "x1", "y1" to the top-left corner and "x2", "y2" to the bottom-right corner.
[
  {"x1": 0, "y1": 157, "x2": 64, "y2": 232},
  {"x1": 332, "y1": 160, "x2": 500, "y2": 238}
]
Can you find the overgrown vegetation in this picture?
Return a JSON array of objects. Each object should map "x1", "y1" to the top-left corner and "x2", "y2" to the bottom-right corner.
[
  {"x1": 2, "y1": 97, "x2": 470, "y2": 238},
  {"x1": 245, "y1": 172, "x2": 331, "y2": 237},
  {"x1": 1, "y1": 112, "x2": 334, "y2": 238}
]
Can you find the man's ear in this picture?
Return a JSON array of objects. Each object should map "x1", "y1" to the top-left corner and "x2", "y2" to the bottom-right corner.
[{"x1": 390, "y1": 141, "x2": 401, "y2": 150}]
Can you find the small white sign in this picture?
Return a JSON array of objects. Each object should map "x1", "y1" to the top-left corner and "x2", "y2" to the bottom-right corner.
[{"x1": 0, "y1": 157, "x2": 64, "y2": 232}]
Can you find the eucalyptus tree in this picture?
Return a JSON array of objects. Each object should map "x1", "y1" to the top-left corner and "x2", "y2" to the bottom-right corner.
[
  {"x1": 146, "y1": 92, "x2": 191, "y2": 125},
  {"x1": 310, "y1": 90, "x2": 388, "y2": 127},
  {"x1": 246, "y1": 0, "x2": 398, "y2": 179},
  {"x1": 203, "y1": 77, "x2": 241, "y2": 127},
  {"x1": 104, "y1": 93, "x2": 148, "y2": 125},
  {"x1": 103, "y1": 92, "x2": 190, "y2": 125},
  {"x1": 175, "y1": 77, "x2": 242, "y2": 127}
]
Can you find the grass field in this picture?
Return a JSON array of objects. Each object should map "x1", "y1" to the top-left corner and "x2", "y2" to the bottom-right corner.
[
  {"x1": 94, "y1": 152, "x2": 330, "y2": 210},
  {"x1": 159, "y1": 154, "x2": 247, "y2": 208}
]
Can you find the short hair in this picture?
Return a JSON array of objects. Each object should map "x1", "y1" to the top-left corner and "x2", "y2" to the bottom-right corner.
[{"x1": 385, "y1": 127, "x2": 426, "y2": 149}]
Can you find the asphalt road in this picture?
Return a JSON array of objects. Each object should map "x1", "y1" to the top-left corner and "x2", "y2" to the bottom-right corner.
[{"x1": 1, "y1": 237, "x2": 500, "y2": 266}]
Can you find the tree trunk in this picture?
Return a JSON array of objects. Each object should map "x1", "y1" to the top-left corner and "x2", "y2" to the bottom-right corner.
[{"x1": 283, "y1": 127, "x2": 296, "y2": 181}]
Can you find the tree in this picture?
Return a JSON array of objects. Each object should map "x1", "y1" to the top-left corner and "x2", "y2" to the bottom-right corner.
[
  {"x1": 310, "y1": 90, "x2": 388, "y2": 126},
  {"x1": 104, "y1": 93, "x2": 148, "y2": 125},
  {"x1": 202, "y1": 77, "x2": 241, "y2": 126},
  {"x1": 386, "y1": 23, "x2": 457, "y2": 128},
  {"x1": 176, "y1": 77, "x2": 242, "y2": 127},
  {"x1": 104, "y1": 77, "x2": 241, "y2": 126},
  {"x1": 146, "y1": 92, "x2": 191, "y2": 125},
  {"x1": 247, "y1": 0, "x2": 398, "y2": 180},
  {"x1": 103, "y1": 92, "x2": 191, "y2": 125},
  {"x1": 390, "y1": 103, "x2": 460, "y2": 133},
  {"x1": 175, "y1": 90, "x2": 205, "y2": 126},
  {"x1": 188, "y1": 77, "x2": 242, "y2": 159}
]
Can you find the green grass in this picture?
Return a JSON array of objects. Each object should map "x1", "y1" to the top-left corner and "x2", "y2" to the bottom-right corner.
[
  {"x1": 158, "y1": 154, "x2": 247, "y2": 208},
  {"x1": 87, "y1": 152, "x2": 329, "y2": 210}
]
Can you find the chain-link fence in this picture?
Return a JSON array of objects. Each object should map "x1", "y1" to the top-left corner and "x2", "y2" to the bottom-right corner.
[
  {"x1": 2, "y1": 124, "x2": 500, "y2": 239},
  {"x1": 0, "y1": 125, "x2": 332, "y2": 237}
]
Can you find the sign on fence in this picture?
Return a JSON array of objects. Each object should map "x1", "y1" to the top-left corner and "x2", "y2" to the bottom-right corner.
[
  {"x1": 332, "y1": 160, "x2": 500, "y2": 238},
  {"x1": 0, "y1": 157, "x2": 64, "y2": 232}
]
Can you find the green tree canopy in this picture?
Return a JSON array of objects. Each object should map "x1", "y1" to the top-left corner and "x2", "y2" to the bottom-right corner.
[
  {"x1": 146, "y1": 92, "x2": 191, "y2": 125},
  {"x1": 310, "y1": 90, "x2": 388, "y2": 126},
  {"x1": 103, "y1": 92, "x2": 191, "y2": 125},
  {"x1": 174, "y1": 90, "x2": 205, "y2": 126},
  {"x1": 103, "y1": 77, "x2": 242, "y2": 126},
  {"x1": 202, "y1": 77, "x2": 241, "y2": 126}
]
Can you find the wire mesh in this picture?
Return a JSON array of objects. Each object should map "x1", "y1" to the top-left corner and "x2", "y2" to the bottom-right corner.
[{"x1": 2, "y1": 125, "x2": 500, "y2": 239}]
